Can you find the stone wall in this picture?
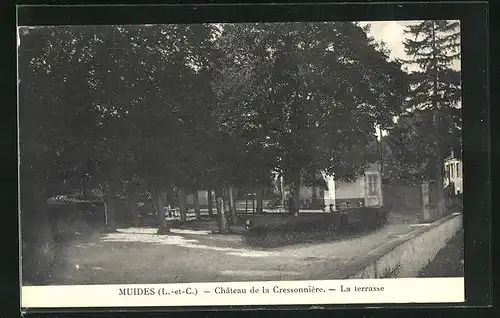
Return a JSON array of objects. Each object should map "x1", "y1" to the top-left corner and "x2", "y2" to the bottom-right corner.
[{"x1": 334, "y1": 213, "x2": 463, "y2": 279}]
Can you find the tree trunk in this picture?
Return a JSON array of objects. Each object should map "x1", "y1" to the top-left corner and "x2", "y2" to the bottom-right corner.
[
  {"x1": 228, "y1": 186, "x2": 238, "y2": 224},
  {"x1": 311, "y1": 170, "x2": 320, "y2": 210},
  {"x1": 193, "y1": 190, "x2": 201, "y2": 220},
  {"x1": 292, "y1": 170, "x2": 301, "y2": 216},
  {"x1": 434, "y1": 161, "x2": 446, "y2": 218},
  {"x1": 215, "y1": 187, "x2": 229, "y2": 234},
  {"x1": 207, "y1": 188, "x2": 214, "y2": 217},
  {"x1": 104, "y1": 196, "x2": 117, "y2": 232},
  {"x1": 103, "y1": 180, "x2": 119, "y2": 231},
  {"x1": 252, "y1": 193, "x2": 255, "y2": 214},
  {"x1": 256, "y1": 185, "x2": 264, "y2": 214},
  {"x1": 280, "y1": 175, "x2": 286, "y2": 211},
  {"x1": 223, "y1": 187, "x2": 230, "y2": 214},
  {"x1": 21, "y1": 191, "x2": 55, "y2": 285},
  {"x1": 311, "y1": 182, "x2": 317, "y2": 209},
  {"x1": 433, "y1": 113, "x2": 446, "y2": 219},
  {"x1": 179, "y1": 188, "x2": 188, "y2": 223},
  {"x1": 20, "y1": 147, "x2": 60, "y2": 284},
  {"x1": 311, "y1": 171, "x2": 318, "y2": 200},
  {"x1": 432, "y1": 21, "x2": 446, "y2": 219},
  {"x1": 128, "y1": 185, "x2": 140, "y2": 226},
  {"x1": 155, "y1": 189, "x2": 170, "y2": 234},
  {"x1": 97, "y1": 195, "x2": 107, "y2": 229}
]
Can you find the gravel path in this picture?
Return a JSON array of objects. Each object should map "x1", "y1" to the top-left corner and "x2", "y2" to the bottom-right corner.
[{"x1": 40, "y1": 223, "x2": 414, "y2": 285}]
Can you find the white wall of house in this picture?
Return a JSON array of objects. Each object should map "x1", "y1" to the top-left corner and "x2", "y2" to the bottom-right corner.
[
  {"x1": 333, "y1": 162, "x2": 383, "y2": 208},
  {"x1": 296, "y1": 162, "x2": 383, "y2": 209},
  {"x1": 444, "y1": 158, "x2": 463, "y2": 195},
  {"x1": 334, "y1": 163, "x2": 380, "y2": 199},
  {"x1": 335, "y1": 176, "x2": 365, "y2": 200}
]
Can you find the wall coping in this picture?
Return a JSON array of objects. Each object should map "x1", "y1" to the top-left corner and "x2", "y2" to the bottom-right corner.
[{"x1": 319, "y1": 212, "x2": 462, "y2": 280}]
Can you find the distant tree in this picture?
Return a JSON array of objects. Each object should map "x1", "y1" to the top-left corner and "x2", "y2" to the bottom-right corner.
[
  {"x1": 400, "y1": 20, "x2": 461, "y2": 216},
  {"x1": 382, "y1": 107, "x2": 462, "y2": 185}
]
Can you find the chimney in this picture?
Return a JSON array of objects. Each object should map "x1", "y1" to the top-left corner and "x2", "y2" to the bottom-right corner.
[{"x1": 450, "y1": 148, "x2": 454, "y2": 158}]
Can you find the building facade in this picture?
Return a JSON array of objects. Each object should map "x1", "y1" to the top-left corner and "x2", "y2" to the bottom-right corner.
[
  {"x1": 444, "y1": 150, "x2": 463, "y2": 195},
  {"x1": 330, "y1": 162, "x2": 383, "y2": 210},
  {"x1": 294, "y1": 162, "x2": 383, "y2": 211}
]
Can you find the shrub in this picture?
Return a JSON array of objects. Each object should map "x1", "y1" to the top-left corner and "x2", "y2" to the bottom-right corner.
[{"x1": 244, "y1": 213, "x2": 338, "y2": 247}]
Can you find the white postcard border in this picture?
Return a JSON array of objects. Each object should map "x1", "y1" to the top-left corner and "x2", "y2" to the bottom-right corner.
[{"x1": 21, "y1": 277, "x2": 465, "y2": 308}]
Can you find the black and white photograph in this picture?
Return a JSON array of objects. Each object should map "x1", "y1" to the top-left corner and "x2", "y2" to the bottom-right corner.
[{"x1": 18, "y1": 17, "x2": 466, "y2": 307}]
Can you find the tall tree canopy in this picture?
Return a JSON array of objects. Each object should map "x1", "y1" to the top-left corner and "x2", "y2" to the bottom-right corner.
[
  {"x1": 213, "y1": 22, "x2": 409, "y2": 207},
  {"x1": 383, "y1": 21, "x2": 461, "y2": 186},
  {"x1": 379, "y1": 20, "x2": 461, "y2": 217}
]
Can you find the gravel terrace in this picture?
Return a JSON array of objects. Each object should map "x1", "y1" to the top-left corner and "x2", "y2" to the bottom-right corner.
[{"x1": 41, "y1": 222, "x2": 415, "y2": 285}]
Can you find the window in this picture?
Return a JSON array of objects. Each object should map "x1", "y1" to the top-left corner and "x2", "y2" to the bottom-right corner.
[
  {"x1": 451, "y1": 164, "x2": 454, "y2": 178},
  {"x1": 367, "y1": 174, "x2": 379, "y2": 196},
  {"x1": 456, "y1": 163, "x2": 460, "y2": 178}
]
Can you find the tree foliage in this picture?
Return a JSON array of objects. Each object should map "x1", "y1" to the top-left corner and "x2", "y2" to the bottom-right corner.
[
  {"x1": 384, "y1": 20, "x2": 461, "y2": 185},
  {"x1": 214, "y1": 22, "x2": 408, "y2": 191},
  {"x1": 19, "y1": 22, "x2": 411, "y2": 281},
  {"x1": 19, "y1": 22, "x2": 409, "y2": 211}
]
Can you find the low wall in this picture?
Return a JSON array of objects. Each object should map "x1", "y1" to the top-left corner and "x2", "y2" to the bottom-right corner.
[{"x1": 331, "y1": 213, "x2": 463, "y2": 279}]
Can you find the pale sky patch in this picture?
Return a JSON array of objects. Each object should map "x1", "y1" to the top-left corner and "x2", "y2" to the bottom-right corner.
[{"x1": 359, "y1": 20, "x2": 461, "y2": 72}]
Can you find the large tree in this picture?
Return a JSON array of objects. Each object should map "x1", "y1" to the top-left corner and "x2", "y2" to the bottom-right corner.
[
  {"x1": 18, "y1": 26, "x2": 117, "y2": 283},
  {"x1": 214, "y1": 22, "x2": 408, "y2": 213},
  {"x1": 18, "y1": 24, "x2": 223, "y2": 282},
  {"x1": 120, "y1": 24, "x2": 220, "y2": 228},
  {"x1": 400, "y1": 20, "x2": 461, "y2": 216},
  {"x1": 19, "y1": 25, "x2": 158, "y2": 230}
]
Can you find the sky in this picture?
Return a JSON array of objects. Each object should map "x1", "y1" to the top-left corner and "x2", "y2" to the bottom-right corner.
[{"x1": 359, "y1": 21, "x2": 461, "y2": 71}]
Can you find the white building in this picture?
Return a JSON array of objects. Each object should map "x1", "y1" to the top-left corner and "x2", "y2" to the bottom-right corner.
[
  {"x1": 333, "y1": 162, "x2": 383, "y2": 209},
  {"x1": 444, "y1": 150, "x2": 463, "y2": 195},
  {"x1": 294, "y1": 162, "x2": 383, "y2": 210}
]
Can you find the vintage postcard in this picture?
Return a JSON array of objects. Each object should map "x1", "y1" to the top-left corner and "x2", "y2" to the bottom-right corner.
[{"x1": 18, "y1": 18, "x2": 465, "y2": 309}]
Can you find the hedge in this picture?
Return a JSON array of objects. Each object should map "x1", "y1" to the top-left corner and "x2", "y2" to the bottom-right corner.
[{"x1": 243, "y1": 208, "x2": 387, "y2": 248}]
